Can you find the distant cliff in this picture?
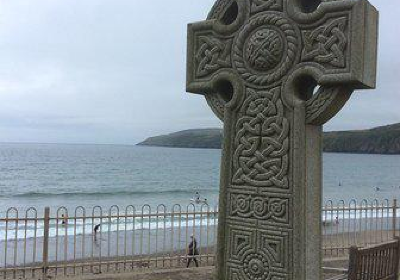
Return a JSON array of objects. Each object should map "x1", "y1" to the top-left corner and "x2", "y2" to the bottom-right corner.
[
  {"x1": 138, "y1": 123, "x2": 400, "y2": 154},
  {"x1": 138, "y1": 129, "x2": 223, "y2": 149},
  {"x1": 323, "y1": 123, "x2": 400, "y2": 154}
]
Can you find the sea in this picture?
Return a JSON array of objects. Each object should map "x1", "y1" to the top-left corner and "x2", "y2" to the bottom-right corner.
[
  {"x1": 0, "y1": 143, "x2": 399, "y2": 212},
  {"x1": 0, "y1": 143, "x2": 399, "y2": 241}
]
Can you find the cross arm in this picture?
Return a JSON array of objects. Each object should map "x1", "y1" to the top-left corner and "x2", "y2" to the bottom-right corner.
[
  {"x1": 186, "y1": 0, "x2": 249, "y2": 98},
  {"x1": 186, "y1": 20, "x2": 231, "y2": 95},
  {"x1": 293, "y1": 0, "x2": 378, "y2": 90},
  {"x1": 186, "y1": 19, "x2": 242, "y2": 120}
]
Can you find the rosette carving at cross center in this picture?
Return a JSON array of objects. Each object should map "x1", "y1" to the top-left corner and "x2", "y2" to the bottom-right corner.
[{"x1": 233, "y1": 13, "x2": 300, "y2": 87}]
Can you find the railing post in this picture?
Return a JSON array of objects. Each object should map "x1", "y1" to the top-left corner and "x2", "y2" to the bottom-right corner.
[
  {"x1": 42, "y1": 207, "x2": 50, "y2": 278},
  {"x1": 393, "y1": 199, "x2": 397, "y2": 238}
]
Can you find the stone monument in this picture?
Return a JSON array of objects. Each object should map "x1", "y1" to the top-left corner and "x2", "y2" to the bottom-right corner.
[{"x1": 186, "y1": 0, "x2": 378, "y2": 279}]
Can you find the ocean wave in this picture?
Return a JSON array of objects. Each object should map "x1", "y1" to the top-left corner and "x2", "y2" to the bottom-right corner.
[
  {"x1": 0, "y1": 188, "x2": 218, "y2": 198},
  {"x1": 0, "y1": 216, "x2": 219, "y2": 242}
]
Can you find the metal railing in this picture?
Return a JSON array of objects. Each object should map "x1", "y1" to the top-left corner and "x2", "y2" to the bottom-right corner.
[
  {"x1": 322, "y1": 199, "x2": 398, "y2": 258},
  {"x1": 0, "y1": 204, "x2": 218, "y2": 279},
  {"x1": 0, "y1": 199, "x2": 398, "y2": 279}
]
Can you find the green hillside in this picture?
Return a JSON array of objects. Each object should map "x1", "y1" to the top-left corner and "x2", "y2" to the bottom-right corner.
[
  {"x1": 323, "y1": 123, "x2": 400, "y2": 154},
  {"x1": 138, "y1": 123, "x2": 400, "y2": 154},
  {"x1": 138, "y1": 129, "x2": 223, "y2": 149}
]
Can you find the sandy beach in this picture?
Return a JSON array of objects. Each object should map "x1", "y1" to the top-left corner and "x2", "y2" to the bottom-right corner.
[
  {"x1": 0, "y1": 224, "x2": 217, "y2": 267},
  {"x1": 0, "y1": 222, "x2": 397, "y2": 279},
  {"x1": 2, "y1": 214, "x2": 397, "y2": 265}
]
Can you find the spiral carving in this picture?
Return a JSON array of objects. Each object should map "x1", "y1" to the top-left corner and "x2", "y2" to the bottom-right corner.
[
  {"x1": 252, "y1": 198, "x2": 268, "y2": 219},
  {"x1": 231, "y1": 193, "x2": 288, "y2": 224},
  {"x1": 268, "y1": 198, "x2": 286, "y2": 218},
  {"x1": 237, "y1": 194, "x2": 252, "y2": 213}
]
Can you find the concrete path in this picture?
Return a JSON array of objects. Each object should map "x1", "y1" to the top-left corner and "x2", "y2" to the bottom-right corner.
[
  {"x1": 56, "y1": 260, "x2": 350, "y2": 280},
  {"x1": 55, "y1": 263, "x2": 349, "y2": 280},
  {"x1": 57, "y1": 267, "x2": 215, "y2": 280}
]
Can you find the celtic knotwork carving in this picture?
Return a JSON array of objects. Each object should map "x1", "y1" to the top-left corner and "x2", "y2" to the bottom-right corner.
[
  {"x1": 245, "y1": 28, "x2": 284, "y2": 71},
  {"x1": 306, "y1": 86, "x2": 353, "y2": 125},
  {"x1": 205, "y1": 93, "x2": 226, "y2": 121},
  {"x1": 251, "y1": 0, "x2": 283, "y2": 13},
  {"x1": 203, "y1": 0, "x2": 238, "y2": 121},
  {"x1": 306, "y1": 87, "x2": 338, "y2": 122},
  {"x1": 230, "y1": 193, "x2": 288, "y2": 223},
  {"x1": 232, "y1": 88, "x2": 289, "y2": 188},
  {"x1": 207, "y1": 0, "x2": 234, "y2": 20},
  {"x1": 188, "y1": 0, "x2": 379, "y2": 279},
  {"x1": 233, "y1": 13, "x2": 299, "y2": 86},
  {"x1": 196, "y1": 36, "x2": 232, "y2": 77},
  {"x1": 302, "y1": 17, "x2": 348, "y2": 68}
]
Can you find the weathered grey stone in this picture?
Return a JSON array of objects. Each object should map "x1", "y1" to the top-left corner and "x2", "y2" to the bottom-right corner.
[{"x1": 186, "y1": 0, "x2": 378, "y2": 280}]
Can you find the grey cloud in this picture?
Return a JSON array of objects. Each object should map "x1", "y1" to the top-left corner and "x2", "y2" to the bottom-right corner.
[{"x1": 0, "y1": 0, "x2": 397, "y2": 144}]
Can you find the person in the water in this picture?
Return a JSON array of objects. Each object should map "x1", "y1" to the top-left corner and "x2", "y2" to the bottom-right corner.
[{"x1": 94, "y1": 223, "x2": 101, "y2": 241}]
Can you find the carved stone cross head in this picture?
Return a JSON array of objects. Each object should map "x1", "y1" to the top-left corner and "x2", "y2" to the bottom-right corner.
[{"x1": 186, "y1": 0, "x2": 378, "y2": 280}]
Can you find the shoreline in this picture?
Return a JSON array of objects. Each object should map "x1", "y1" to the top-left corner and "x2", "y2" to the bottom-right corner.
[
  {"x1": 0, "y1": 225, "x2": 217, "y2": 267},
  {"x1": 0, "y1": 213, "x2": 396, "y2": 243}
]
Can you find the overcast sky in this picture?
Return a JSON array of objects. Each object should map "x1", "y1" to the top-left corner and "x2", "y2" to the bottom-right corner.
[{"x1": 0, "y1": 0, "x2": 398, "y2": 145}]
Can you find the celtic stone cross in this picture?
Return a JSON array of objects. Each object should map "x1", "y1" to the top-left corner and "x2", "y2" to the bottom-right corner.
[{"x1": 186, "y1": 0, "x2": 378, "y2": 279}]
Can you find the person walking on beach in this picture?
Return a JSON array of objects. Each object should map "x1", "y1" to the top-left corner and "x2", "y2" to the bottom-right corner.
[
  {"x1": 61, "y1": 214, "x2": 68, "y2": 225},
  {"x1": 187, "y1": 234, "x2": 199, "y2": 268},
  {"x1": 335, "y1": 216, "x2": 339, "y2": 225}
]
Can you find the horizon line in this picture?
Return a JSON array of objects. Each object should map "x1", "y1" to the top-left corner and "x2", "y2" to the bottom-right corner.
[{"x1": 0, "y1": 141, "x2": 138, "y2": 146}]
